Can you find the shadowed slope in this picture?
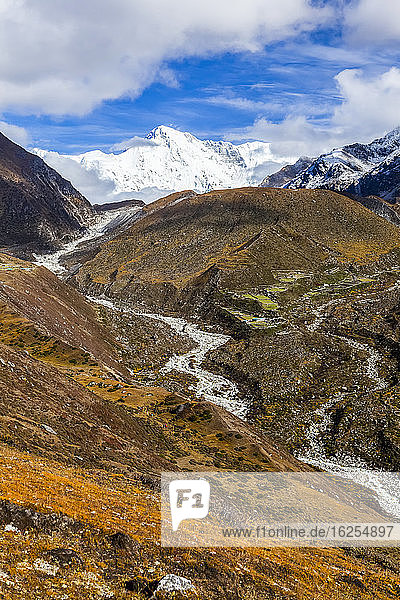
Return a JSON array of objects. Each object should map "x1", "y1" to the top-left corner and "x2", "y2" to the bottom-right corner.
[{"x1": 0, "y1": 132, "x2": 94, "y2": 255}]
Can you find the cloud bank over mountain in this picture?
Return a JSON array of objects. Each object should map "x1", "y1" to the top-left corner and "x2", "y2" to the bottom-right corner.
[
  {"x1": 35, "y1": 125, "x2": 287, "y2": 204},
  {"x1": 1, "y1": 0, "x2": 400, "y2": 171},
  {"x1": 0, "y1": 0, "x2": 330, "y2": 116}
]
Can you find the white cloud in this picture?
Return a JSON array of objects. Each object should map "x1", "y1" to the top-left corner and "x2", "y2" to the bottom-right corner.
[
  {"x1": 344, "y1": 0, "x2": 400, "y2": 45},
  {"x1": 109, "y1": 136, "x2": 160, "y2": 152},
  {"x1": 227, "y1": 67, "x2": 400, "y2": 159},
  {"x1": 35, "y1": 148, "x2": 172, "y2": 204},
  {"x1": 0, "y1": 0, "x2": 330, "y2": 116},
  {"x1": 0, "y1": 121, "x2": 30, "y2": 146},
  {"x1": 203, "y1": 95, "x2": 280, "y2": 112},
  {"x1": 332, "y1": 67, "x2": 400, "y2": 138},
  {"x1": 36, "y1": 150, "x2": 118, "y2": 203},
  {"x1": 227, "y1": 115, "x2": 338, "y2": 158}
]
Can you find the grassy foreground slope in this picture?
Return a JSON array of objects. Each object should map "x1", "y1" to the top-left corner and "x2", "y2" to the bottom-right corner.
[{"x1": 2, "y1": 444, "x2": 400, "y2": 600}]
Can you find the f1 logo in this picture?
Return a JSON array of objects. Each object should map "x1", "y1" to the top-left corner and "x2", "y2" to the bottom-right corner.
[{"x1": 169, "y1": 479, "x2": 210, "y2": 531}]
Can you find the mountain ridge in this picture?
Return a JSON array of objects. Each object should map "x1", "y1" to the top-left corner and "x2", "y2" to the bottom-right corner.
[
  {"x1": 0, "y1": 132, "x2": 95, "y2": 256},
  {"x1": 278, "y1": 127, "x2": 400, "y2": 203},
  {"x1": 260, "y1": 156, "x2": 313, "y2": 188},
  {"x1": 35, "y1": 125, "x2": 290, "y2": 203}
]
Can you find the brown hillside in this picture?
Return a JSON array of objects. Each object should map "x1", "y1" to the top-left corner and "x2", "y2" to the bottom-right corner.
[
  {"x1": 76, "y1": 187, "x2": 400, "y2": 307},
  {"x1": 0, "y1": 132, "x2": 94, "y2": 254},
  {"x1": 72, "y1": 187, "x2": 400, "y2": 472}
]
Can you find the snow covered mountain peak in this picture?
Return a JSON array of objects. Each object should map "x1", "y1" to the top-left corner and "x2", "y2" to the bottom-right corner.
[
  {"x1": 34, "y1": 126, "x2": 291, "y2": 204},
  {"x1": 146, "y1": 124, "x2": 170, "y2": 137},
  {"x1": 145, "y1": 124, "x2": 194, "y2": 142},
  {"x1": 282, "y1": 126, "x2": 400, "y2": 200}
]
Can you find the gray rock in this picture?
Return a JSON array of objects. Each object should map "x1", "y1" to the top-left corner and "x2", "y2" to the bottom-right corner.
[{"x1": 156, "y1": 574, "x2": 194, "y2": 593}]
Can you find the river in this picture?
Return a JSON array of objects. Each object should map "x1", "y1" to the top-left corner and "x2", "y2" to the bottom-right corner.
[
  {"x1": 88, "y1": 296, "x2": 248, "y2": 419},
  {"x1": 34, "y1": 243, "x2": 400, "y2": 519}
]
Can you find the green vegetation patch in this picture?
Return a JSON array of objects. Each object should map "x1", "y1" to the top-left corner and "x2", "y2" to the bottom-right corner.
[
  {"x1": 273, "y1": 270, "x2": 311, "y2": 283},
  {"x1": 304, "y1": 274, "x2": 376, "y2": 299},
  {"x1": 239, "y1": 293, "x2": 279, "y2": 311},
  {"x1": 222, "y1": 307, "x2": 285, "y2": 330}
]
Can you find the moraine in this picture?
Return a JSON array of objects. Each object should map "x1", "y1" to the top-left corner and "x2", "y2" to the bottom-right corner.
[{"x1": 88, "y1": 296, "x2": 247, "y2": 419}]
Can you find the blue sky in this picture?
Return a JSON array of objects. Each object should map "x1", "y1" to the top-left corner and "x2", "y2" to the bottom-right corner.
[{"x1": 0, "y1": 1, "x2": 400, "y2": 157}]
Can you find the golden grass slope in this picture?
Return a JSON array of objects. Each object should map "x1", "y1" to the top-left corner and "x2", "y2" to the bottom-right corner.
[
  {"x1": 0, "y1": 253, "x2": 126, "y2": 376},
  {"x1": 1, "y1": 444, "x2": 400, "y2": 599}
]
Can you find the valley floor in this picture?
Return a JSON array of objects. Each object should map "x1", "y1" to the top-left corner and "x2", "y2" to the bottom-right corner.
[{"x1": 3, "y1": 187, "x2": 400, "y2": 598}]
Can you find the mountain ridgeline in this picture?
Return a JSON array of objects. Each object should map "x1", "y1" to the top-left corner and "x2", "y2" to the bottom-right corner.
[
  {"x1": 0, "y1": 132, "x2": 94, "y2": 256},
  {"x1": 260, "y1": 156, "x2": 313, "y2": 188},
  {"x1": 262, "y1": 127, "x2": 400, "y2": 207}
]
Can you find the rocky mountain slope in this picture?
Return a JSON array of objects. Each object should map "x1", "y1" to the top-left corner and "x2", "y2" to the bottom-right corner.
[
  {"x1": 348, "y1": 151, "x2": 400, "y2": 200},
  {"x1": 280, "y1": 127, "x2": 400, "y2": 203},
  {"x1": 0, "y1": 132, "x2": 95, "y2": 255},
  {"x1": 72, "y1": 186, "x2": 400, "y2": 474},
  {"x1": 260, "y1": 156, "x2": 313, "y2": 188},
  {"x1": 2, "y1": 189, "x2": 400, "y2": 597},
  {"x1": 93, "y1": 198, "x2": 145, "y2": 212},
  {"x1": 35, "y1": 125, "x2": 286, "y2": 203}
]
